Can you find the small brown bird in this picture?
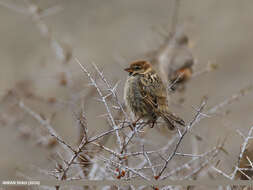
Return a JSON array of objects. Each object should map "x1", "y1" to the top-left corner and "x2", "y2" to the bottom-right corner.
[
  {"x1": 154, "y1": 27, "x2": 194, "y2": 91},
  {"x1": 124, "y1": 60, "x2": 185, "y2": 130}
]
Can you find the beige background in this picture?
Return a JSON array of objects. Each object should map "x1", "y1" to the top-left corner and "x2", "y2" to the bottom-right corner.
[{"x1": 0, "y1": 0, "x2": 253, "y2": 188}]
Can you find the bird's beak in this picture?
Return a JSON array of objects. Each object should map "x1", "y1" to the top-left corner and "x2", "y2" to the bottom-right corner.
[{"x1": 124, "y1": 67, "x2": 133, "y2": 73}]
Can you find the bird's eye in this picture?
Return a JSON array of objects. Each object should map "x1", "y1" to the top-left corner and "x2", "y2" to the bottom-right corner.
[{"x1": 134, "y1": 66, "x2": 141, "y2": 70}]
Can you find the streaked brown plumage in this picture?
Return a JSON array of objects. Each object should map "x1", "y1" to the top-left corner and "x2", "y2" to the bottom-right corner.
[{"x1": 124, "y1": 60, "x2": 185, "y2": 130}]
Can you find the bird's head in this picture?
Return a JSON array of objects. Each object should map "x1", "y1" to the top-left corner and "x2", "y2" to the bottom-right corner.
[{"x1": 124, "y1": 60, "x2": 152, "y2": 76}]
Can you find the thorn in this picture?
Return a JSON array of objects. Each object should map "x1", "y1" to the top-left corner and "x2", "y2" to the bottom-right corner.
[
  {"x1": 87, "y1": 82, "x2": 95, "y2": 86},
  {"x1": 93, "y1": 98, "x2": 104, "y2": 103},
  {"x1": 103, "y1": 93, "x2": 112, "y2": 99},
  {"x1": 96, "y1": 113, "x2": 109, "y2": 118},
  {"x1": 177, "y1": 129, "x2": 182, "y2": 137},
  {"x1": 112, "y1": 105, "x2": 121, "y2": 110},
  {"x1": 111, "y1": 80, "x2": 121, "y2": 93}
]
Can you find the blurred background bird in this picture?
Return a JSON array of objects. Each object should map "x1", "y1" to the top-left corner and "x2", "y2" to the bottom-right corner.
[
  {"x1": 124, "y1": 60, "x2": 185, "y2": 130},
  {"x1": 152, "y1": 27, "x2": 195, "y2": 92}
]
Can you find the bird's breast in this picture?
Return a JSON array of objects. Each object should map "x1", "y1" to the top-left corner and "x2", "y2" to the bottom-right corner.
[
  {"x1": 124, "y1": 76, "x2": 148, "y2": 116},
  {"x1": 124, "y1": 76, "x2": 143, "y2": 102}
]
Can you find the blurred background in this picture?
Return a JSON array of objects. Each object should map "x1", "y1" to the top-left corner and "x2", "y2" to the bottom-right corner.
[{"x1": 0, "y1": 0, "x2": 253, "y2": 188}]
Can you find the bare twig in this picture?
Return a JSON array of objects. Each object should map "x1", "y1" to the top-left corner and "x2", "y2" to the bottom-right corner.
[
  {"x1": 156, "y1": 101, "x2": 206, "y2": 179},
  {"x1": 207, "y1": 84, "x2": 253, "y2": 115},
  {"x1": 75, "y1": 57, "x2": 123, "y2": 151},
  {"x1": 162, "y1": 145, "x2": 220, "y2": 180},
  {"x1": 19, "y1": 101, "x2": 75, "y2": 153},
  {"x1": 99, "y1": 156, "x2": 151, "y2": 181},
  {"x1": 142, "y1": 145, "x2": 157, "y2": 177}
]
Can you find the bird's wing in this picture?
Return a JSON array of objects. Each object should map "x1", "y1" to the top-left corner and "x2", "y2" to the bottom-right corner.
[
  {"x1": 139, "y1": 72, "x2": 168, "y2": 111},
  {"x1": 139, "y1": 73, "x2": 185, "y2": 127}
]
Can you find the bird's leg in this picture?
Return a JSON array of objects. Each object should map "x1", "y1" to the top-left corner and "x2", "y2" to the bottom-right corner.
[
  {"x1": 151, "y1": 120, "x2": 157, "y2": 128},
  {"x1": 149, "y1": 114, "x2": 157, "y2": 128},
  {"x1": 128, "y1": 117, "x2": 142, "y2": 131},
  {"x1": 148, "y1": 119, "x2": 156, "y2": 128},
  {"x1": 133, "y1": 116, "x2": 142, "y2": 127}
]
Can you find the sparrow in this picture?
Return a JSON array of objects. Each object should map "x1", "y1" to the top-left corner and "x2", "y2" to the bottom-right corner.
[{"x1": 124, "y1": 60, "x2": 185, "y2": 130}]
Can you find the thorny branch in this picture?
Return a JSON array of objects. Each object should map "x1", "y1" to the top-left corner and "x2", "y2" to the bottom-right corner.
[
  {"x1": 18, "y1": 101, "x2": 75, "y2": 154},
  {"x1": 1, "y1": 1, "x2": 253, "y2": 190},
  {"x1": 75, "y1": 57, "x2": 123, "y2": 151},
  {"x1": 155, "y1": 101, "x2": 207, "y2": 179},
  {"x1": 15, "y1": 57, "x2": 253, "y2": 190},
  {"x1": 16, "y1": 59, "x2": 253, "y2": 189}
]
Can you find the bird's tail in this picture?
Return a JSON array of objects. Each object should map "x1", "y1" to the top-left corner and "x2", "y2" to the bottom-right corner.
[{"x1": 161, "y1": 112, "x2": 185, "y2": 130}]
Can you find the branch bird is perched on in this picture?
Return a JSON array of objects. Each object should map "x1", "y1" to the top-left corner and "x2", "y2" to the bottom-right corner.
[{"x1": 124, "y1": 60, "x2": 185, "y2": 130}]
